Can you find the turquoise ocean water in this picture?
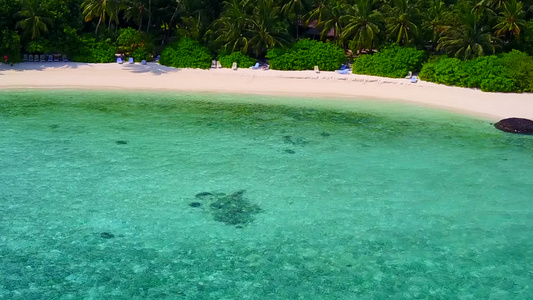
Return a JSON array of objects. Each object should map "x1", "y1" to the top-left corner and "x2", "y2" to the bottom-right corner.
[{"x1": 0, "y1": 90, "x2": 532, "y2": 299}]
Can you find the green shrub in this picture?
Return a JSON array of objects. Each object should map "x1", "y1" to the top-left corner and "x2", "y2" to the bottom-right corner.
[
  {"x1": 159, "y1": 38, "x2": 212, "y2": 69},
  {"x1": 0, "y1": 30, "x2": 21, "y2": 63},
  {"x1": 218, "y1": 52, "x2": 256, "y2": 68},
  {"x1": 266, "y1": 39, "x2": 345, "y2": 71},
  {"x1": 419, "y1": 51, "x2": 533, "y2": 93},
  {"x1": 352, "y1": 44, "x2": 426, "y2": 78},
  {"x1": 70, "y1": 35, "x2": 116, "y2": 63}
]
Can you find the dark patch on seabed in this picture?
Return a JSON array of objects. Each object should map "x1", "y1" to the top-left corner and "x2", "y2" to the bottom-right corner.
[{"x1": 192, "y1": 190, "x2": 262, "y2": 226}]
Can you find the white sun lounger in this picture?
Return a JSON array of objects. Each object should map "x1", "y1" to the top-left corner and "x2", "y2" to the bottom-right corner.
[
  {"x1": 29, "y1": 55, "x2": 33, "y2": 62},
  {"x1": 34, "y1": 55, "x2": 39, "y2": 62},
  {"x1": 23, "y1": 54, "x2": 28, "y2": 62}
]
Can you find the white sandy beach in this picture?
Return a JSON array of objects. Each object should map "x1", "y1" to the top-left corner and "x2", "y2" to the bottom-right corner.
[{"x1": 1, "y1": 62, "x2": 532, "y2": 121}]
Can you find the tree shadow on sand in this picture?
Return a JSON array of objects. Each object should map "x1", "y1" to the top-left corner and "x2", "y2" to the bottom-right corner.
[
  {"x1": 121, "y1": 63, "x2": 179, "y2": 76},
  {"x1": 8, "y1": 62, "x2": 84, "y2": 72}
]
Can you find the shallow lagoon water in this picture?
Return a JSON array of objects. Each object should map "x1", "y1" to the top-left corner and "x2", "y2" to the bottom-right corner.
[{"x1": 1, "y1": 90, "x2": 532, "y2": 299}]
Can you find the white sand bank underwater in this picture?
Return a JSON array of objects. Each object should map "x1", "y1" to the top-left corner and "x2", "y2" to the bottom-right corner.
[{"x1": 1, "y1": 62, "x2": 532, "y2": 121}]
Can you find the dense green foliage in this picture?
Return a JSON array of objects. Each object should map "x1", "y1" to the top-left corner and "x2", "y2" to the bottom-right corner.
[
  {"x1": 419, "y1": 51, "x2": 533, "y2": 93},
  {"x1": 159, "y1": 38, "x2": 212, "y2": 69},
  {"x1": 266, "y1": 39, "x2": 345, "y2": 71},
  {"x1": 218, "y1": 52, "x2": 256, "y2": 68},
  {"x1": 352, "y1": 44, "x2": 426, "y2": 77},
  {"x1": 0, "y1": 0, "x2": 532, "y2": 92},
  {"x1": 70, "y1": 35, "x2": 116, "y2": 63}
]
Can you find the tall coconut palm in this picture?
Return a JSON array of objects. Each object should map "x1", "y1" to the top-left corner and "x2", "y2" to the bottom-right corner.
[
  {"x1": 16, "y1": 0, "x2": 51, "y2": 40},
  {"x1": 210, "y1": 0, "x2": 251, "y2": 53},
  {"x1": 384, "y1": 0, "x2": 420, "y2": 45},
  {"x1": 306, "y1": 0, "x2": 347, "y2": 45},
  {"x1": 281, "y1": 0, "x2": 308, "y2": 39},
  {"x1": 437, "y1": 4, "x2": 495, "y2": 60},
  {"x1": 124, "y1": 0, "x2": 149, "y2": 31},
  {"x1": 422, "y1": 0, "x2": 451, "y2": 50},
  {"x1": 341, "y1": 0, "x2": 383, "y2": 53},
  {"x1": 82, "y1": 0, "x2": 119, "y2": 34},
  {"x1": 494, "y1": 0, "x2": 527, "y2": 38},
  {"x1": 247, "y1": 0, "x2": 290, "y2": 56}
]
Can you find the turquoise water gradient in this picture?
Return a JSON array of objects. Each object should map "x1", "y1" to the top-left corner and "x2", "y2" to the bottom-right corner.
[{"x1": 1, "y1": 90, "x2": 532, "y2": 299}]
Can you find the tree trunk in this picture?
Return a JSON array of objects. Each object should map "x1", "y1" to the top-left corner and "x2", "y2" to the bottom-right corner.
[
  {"x1": 95, "y1": 14, "x2": 103, "y2": 35},
  {"x1": 146, "y1": 0, "x2": 152, "y2": 33}
]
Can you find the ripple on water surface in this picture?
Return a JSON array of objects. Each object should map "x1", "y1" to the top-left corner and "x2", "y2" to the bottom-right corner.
[{"x1": 0, "y1": 90, "x2": 532, "y2": 299}]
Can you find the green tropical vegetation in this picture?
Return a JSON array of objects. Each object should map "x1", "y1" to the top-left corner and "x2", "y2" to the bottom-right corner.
[
  {"x1": 0, "y1": 0, "x2": 532, "y2": 91},
  {"x1": 352, "y1": 44, "x2": 425, "y2": 77}
]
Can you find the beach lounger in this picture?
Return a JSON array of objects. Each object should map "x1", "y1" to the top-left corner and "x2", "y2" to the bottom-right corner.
[
  {"x1": 141, "y1": 60, "x2": 147, "y2": 65},
  {"x1": 314, "y1": 66, "x2": 320, "y2": 73},
  {"x1": 23, "y1": 54, "x2": 28, "y2": 62},
  {"x1": 54, "y1": 55, "x2": 59, "y2": 62},
  {"x1": 232, "y1": 62, "x2": 237, "y2": 70},
  {"x1": 117, "y1": 57, "x2": 123, "y2": 64},
  {"x1": 40, "y1": 55, "x2": 45, "y2": 62},
  {"x1": 216, "y1": 61, "x2": 222, "y2": 69},
  {"x1": 251, "y1": 62, "x2": 260, "y2": 69},
  {"x1": 129, "y1": 57, "x2": 134, "y2": 64},
  {"x1": 156, "y1": 55, "x2": 160, "y2": 62},
  {"x1": 29, "y1": 55, "x2": 34, "y2": 62},
  {"x1": 410, "y1": 76, "x2": 418, "y2": 83},
  {"x1": 34, "y1": 54, "x2": 39, "y2": 62},
  {"x1": 337, "y1": 69, "x2": 349, "y2": 74},
  {"x1": 48, "y1": 55, "x2": 53, "y2": 62},
  {"x1": 405, "y1": 71, "x2": 412, "y2": 79},
  {"x1": 211, "y1": 60, "x2": 218, "y2": 69},
  {"x1": 62, "y1": 55, "x2": 68, "y2": 62}
]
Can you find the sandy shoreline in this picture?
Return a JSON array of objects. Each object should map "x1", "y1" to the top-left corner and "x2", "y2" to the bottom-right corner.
[{"x1": 1, "y1": 62, "x2": 532, "y2": 121}]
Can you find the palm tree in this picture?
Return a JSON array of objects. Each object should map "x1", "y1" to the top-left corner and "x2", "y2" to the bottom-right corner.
[
  {"x1": 210, "y1": 0, "x2": 251, "y2": 53},
  {"x1": 281, "y1": 0, "x2": 307, "y2": 39},
  {"x1": 494, "y1": 0, "x2": 527, "y2": 38},
  {"x1": 305, "y1": 0, "x2": 347, "y2": 46},
  {"x1": 341, "y1": 0, "x2": 383, "y2": 53},
  {"x1": 82, "y1": 0, "x2": 119, "y2": 34},
  {"x1": 384, "y1": 0, "x2": 420, "y2": 45},
  {"x1": 16, "y1": 0, "x2": 51, "y2": 40},
  {"x1": 437, "y1": 5, "x2": 495, "y2": 60},
  {"x1": 422, "y1": 0, "x2": 451, "y2": 51},
  {"x1": 246, "y1": 0, "x2": 290, "y2": 56},
  {"x1": 124, "y1": 0, "x2": 149, "y2": 31}
]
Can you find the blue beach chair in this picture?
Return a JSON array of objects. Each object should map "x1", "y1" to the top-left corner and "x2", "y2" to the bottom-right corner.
[
  {"x1": 141, "y1": 60, "x2": 147, "y2": 65},
  {"x1": 48, "y1": 55, "x2": 53, "y2": 62},
  {"x1": 337, "y1": 64, "x2": 349, "y2": 74},
  {"x1": 129, "y1": 57, "x2": 134, "y2": 64},
  {"x1": 410, "y1": 76, "x2": 418, "y2": 83},
  {"x1": 117, "y1": 57, "x2": 123, "y2": 64},
  {"x1": 251, "y1": 62, "x2": 260, "y2": 69}
]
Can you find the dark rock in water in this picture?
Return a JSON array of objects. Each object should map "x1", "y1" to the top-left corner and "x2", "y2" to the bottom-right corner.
[
  {"x1": 209, "y1": 190, "x2": 262, "y2": 225},
  {"x1": 100, "y1": 232, "x2": 115, "y2": 239},
  {"x1": 284, "y1": 149, "x2": 296, "y2": 154},
  {"x1": 283, "y1": 135, "x2": 293, "y2": 144},
  {"x1": 195, "y1": 192, "x2": 213, "y2": 198},
  {"x1": 116, "y1": 140, "x2": 128, "y2": 145},
  {"x1": 189, "y1": 201, "x2": 202, "y2": 207},
  {"x1": 320, "y1": 132, "x2": 330, "y2": 137},
  {"x1": 49, "y1": 124, "x2": 59, "y2": 129},
  {"x1": 283, "y1": 135, "x2": 308, "y2": 145},
  {"x1": 494, "y1": 118, "x2": 533, "y2": 134}
]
